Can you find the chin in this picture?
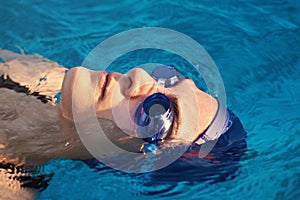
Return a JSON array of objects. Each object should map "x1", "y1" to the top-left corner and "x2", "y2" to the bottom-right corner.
[{"x1": 60, "y1": 68, "x2": 78, "y2": 120}]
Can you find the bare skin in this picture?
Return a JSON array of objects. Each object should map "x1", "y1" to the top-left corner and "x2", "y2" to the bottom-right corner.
[
  {"x1": 0, "y1": 48, "x2": 219, "y2": 199},
  {"x1": 61, "y1": 67, "x2": 218, "y2": 149}
]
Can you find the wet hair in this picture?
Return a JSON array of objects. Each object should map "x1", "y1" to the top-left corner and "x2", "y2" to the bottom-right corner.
[
  {"x1": 0, "y1": 75, "x2": 52, "y2": 104},
  {"x1": 0, "y1": 162, "x2": 53, "y2": 192}
]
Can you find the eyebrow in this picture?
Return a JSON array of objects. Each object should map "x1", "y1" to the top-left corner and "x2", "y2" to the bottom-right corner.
[{"x1": 166, "y1": 96, "x2": 180, "y2": 140}]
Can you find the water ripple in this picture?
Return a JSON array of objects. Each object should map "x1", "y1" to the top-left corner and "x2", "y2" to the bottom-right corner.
[{"x1": 0, "y1": 0, "x2": 299, "y2": 199}]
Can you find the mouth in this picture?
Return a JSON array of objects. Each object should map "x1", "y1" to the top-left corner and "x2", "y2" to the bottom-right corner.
[{"x1": 100, "y1": 71, "x2": 110, "y2": 100}]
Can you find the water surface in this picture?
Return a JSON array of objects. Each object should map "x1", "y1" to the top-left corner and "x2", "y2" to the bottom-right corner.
[{"x1": 0, "y1": 0, "x2": 299, "y2": 199}]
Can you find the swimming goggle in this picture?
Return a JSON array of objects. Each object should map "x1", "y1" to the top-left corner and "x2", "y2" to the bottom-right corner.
[
  {"x1": 135, "y1": 65, "x2": 231, "y2": 156},
  {"x1": 135, "y1": 65, "x2": 184, "y2": 146}
]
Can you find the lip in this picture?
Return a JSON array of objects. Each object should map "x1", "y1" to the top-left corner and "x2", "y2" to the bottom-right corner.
[{"x1": 99, "y1": 71, "x2": 109, "y2": 100}]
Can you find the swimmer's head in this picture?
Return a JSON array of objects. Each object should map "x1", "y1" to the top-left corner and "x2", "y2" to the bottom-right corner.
[{"x1": 60, "y1": 67, "x2": 218, "y2": 144}]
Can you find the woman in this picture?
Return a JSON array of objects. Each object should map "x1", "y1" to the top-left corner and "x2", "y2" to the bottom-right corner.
[{"x1": 0, "y1": 49, "x2": 246, "y2": 195}]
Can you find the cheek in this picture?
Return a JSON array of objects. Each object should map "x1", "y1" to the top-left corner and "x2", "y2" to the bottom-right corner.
[{"x1": 110, "y1": 95, "x2": 144, "y2": 136}]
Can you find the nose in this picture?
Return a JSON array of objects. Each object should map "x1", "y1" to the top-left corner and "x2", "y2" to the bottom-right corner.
[{"x1": 120, "y1": 68, "x2": 156, "y2": 98}]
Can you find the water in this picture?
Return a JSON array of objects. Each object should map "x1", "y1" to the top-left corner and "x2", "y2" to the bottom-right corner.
[{"x1": 0, "y1": 0, "x2": 299, "y2": 199}]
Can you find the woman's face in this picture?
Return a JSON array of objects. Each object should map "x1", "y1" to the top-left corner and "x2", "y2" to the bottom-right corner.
[{"x1": 60, "y1": 67, "x2": 217, "y2": 144}]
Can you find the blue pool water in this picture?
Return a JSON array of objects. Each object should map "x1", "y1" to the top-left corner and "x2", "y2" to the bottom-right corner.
[{"x1": 0, "y1": 0, "x2": 299, "y2": 199}]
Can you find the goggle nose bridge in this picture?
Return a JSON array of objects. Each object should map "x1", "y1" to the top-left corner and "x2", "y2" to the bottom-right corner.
[
  {"x1": 151, "y1": 65, "x2": 184, "y2": 88},
  {"x1": 134, "y1": 65, "x2": 184, "y2": 145}
]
